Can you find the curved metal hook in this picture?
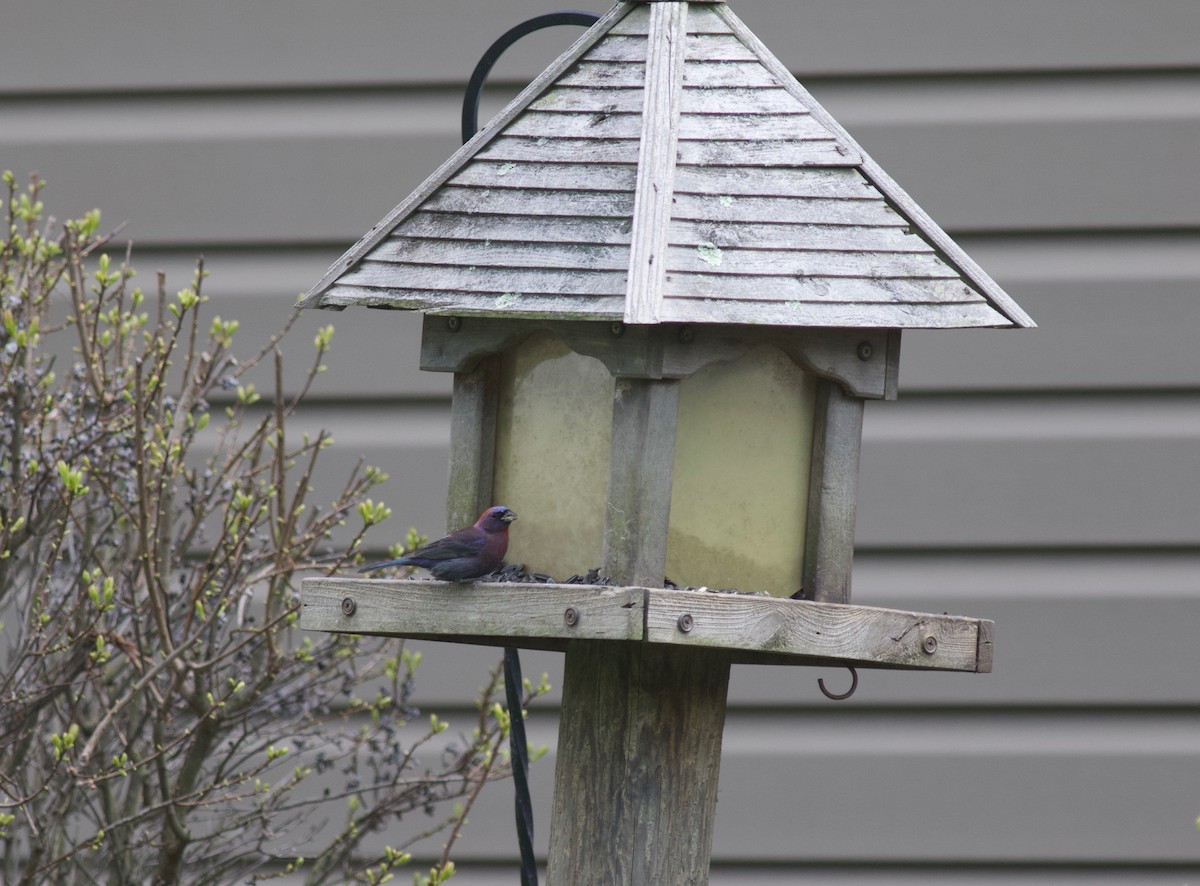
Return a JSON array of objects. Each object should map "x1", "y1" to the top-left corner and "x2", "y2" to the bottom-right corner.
[
  {"x1": 462, "y1": 11, "x2": 602, "y2": 144},
  {"x1": 818, "y1": 666, "x2": 859, "y2": 701}
]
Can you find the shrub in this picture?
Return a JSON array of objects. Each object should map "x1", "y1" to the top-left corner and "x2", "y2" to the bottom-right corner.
[{"x1": 0, "y1": 173, "x2": 540, "y2": 884}]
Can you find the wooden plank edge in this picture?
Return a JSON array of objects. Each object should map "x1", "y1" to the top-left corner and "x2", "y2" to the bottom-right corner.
[
  {"x1": 300, "y1": 579, "x2": 992, "y2": 673},
  {"x1": 301, "y1": 578, "x2": 646, "y2": 643}
]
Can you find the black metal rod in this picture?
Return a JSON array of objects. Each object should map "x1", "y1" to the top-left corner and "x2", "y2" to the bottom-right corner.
[{"x1": 461, "y1": 11, "x2": 601, "y2": 145}]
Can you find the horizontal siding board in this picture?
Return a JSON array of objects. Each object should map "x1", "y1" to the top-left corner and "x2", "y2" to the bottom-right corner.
[
  {"x1": 6, "y1": 76, "x2": 1198, "y2": 247},
  {"x1": 857, "y1": 394, "x2": 1200, "y2": 547},
  {"x1": 711, "y1": 714, "x2": 1200, "y2": 863},
  {"x1": 10, "y1": 1, "x2": 1200, "y2": 93},
  {"x1": 285, "y1": 706, "x2": 1200, "y2": 865}
]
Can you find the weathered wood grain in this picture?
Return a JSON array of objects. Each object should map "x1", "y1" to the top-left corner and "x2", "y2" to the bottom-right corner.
[
  {"x1": 341, "y1": 262, "x2": 629, "y2": 296},
  {"x1": 669, "y1": 192, "x2": 901, "y2": 225},
  {"x1": 664, "y1": 272, "x2": 982, "y2": 304},
  {"x1": 644, "y1": 589, "x2": 987, "y2": 671},
  {"x1": 803, "y1": 379, "x2": 865, "y2": 604},
  {"x1": 664, "y1": 244, "x2": 959, "y2": 278},
  {"x1": 445, "y1": 360, "x2": 499, "y2": 532},
  {"x1": 298, "y1": 0, "x2": 636, "y2": 309},
  {"x1": 320, "y1": 286, "x2": 628, "y2": 319},
  {"x1": 686, "y1": 32, "x2": 758, "y2": 61},
  {"x1": 679, "y1": 85, "x2": 818, "y2": 115},
  {"x1": 532, "y1": 85, "x2": 647, "y2": 114},
  {"x1": 423, "y1": 183, "x2": 635, "y2": 216},
  {"x1": 669, "y1": 220, "x2": 929, "y2": 253},
  {"x1": 398, "y1": 212, "x2": 635, "y2": 245},
  {"x1": 419, "y1": 317, "x2": 898, "y2": 398},
  {"x1": 374, "y1": 238, "x2": 631, "y2": 271},
  {"x1": 301, "y1": 579, "x2": 646, "y2": 643},
  {"x1": 624, "y1": 1, "x2": 686, "y2": 324},
  {"x1": 603, "y1": 377, "x2": 681, "y2": 586},
  {"x1": 660, "y1": 295, "x2": 1007, "y2": 328},
  {"x1": 677, "y1": 137, "x2": 858, "y2": 167},
  {"x1": 499, "y1": 108, "x2": 831, "y2": 141},
  {"x1": 672, "y1": 166, "x2": 880, "y2": 199},
  {"x1": 547, "y1": 641, "x2": 730, "y2": 886},
  {"x1": 300, "y1": 579, "x2": 992, "y2": 672},
  {"x1": 449, "y1": 160, "x2": 639, "y2": 192},
  {"x1": 711, "y1": 2, "x2": 1033, "y2": 329},
  {"x1": 683, "y1": 59, "x2": 785, "y2": 89}
]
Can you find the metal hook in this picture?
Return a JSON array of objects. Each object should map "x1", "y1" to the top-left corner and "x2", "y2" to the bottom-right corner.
[
  {"x1": 818, "y1": 666, "x2": 858, "y2": 701},
  {"x1": 461, "y1": 11, "x2": 601, "y2": 144}
]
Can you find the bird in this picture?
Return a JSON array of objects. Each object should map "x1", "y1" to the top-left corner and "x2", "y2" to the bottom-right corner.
[{"x1": 358, "y1": 506, "x2": 517, "y2": 581}]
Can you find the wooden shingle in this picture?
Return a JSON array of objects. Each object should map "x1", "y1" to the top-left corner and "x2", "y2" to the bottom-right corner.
[{"x1": 300, "y1": 0, "x2": 1033, "y2": 330}]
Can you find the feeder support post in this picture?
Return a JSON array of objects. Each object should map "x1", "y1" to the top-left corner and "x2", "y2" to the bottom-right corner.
[{"x1": 548, "y1": 374, "x2": 732, "y2": 885}]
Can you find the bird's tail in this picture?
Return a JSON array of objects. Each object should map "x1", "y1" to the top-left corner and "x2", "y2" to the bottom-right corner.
[{"x1": 357, "y1": 559, "x2": 410, "y2": 574}]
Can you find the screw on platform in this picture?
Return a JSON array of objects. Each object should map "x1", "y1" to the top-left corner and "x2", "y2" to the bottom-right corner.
[{"x1": 341, "y1": 597, "x2": 357, "y2": 617}]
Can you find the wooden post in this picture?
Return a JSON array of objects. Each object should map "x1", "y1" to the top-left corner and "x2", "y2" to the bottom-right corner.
[
  {"x1": 547, "y1": 374, "x2": 732, "y2": 885},
  {"x1": 602, "y1": 377, "x2": 679, "y2": 588},
  {"x1": 445, "y1": 356, "x2": 499, "y2": 531},
  {"x1": 547, "y1": 642, "x2": 730, "y2": 885},
  {"x1": 803, "y1": 378, "x2": 865, "y2": 604}
]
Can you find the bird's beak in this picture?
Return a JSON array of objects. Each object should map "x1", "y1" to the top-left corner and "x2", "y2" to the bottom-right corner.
[{"x1": 503, "y1": 511, "x2": 517, "y2": 523}]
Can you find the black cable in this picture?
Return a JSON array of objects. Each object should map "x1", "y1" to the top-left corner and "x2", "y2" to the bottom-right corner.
[
  {"x1": 502, "y1": 647, "x2": 537, "y2": 886},
  {"x1": 460, "y1": 14, "x2": 600, "y2": 883},
  {"x1": 461, "y1": 12, "x2": 601, "y2": 146}
]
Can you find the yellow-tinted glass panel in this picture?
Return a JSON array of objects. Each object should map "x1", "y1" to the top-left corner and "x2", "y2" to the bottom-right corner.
[
  {"x1": 492, "y1": 333, "x2": 613, "y2": 579},
  {"x1": 667, "y1": 345, "x2": 816, "y2": 597}
]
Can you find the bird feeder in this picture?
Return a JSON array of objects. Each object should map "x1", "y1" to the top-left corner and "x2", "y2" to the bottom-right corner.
[{"x1": 298, "y1": 2, "x2": 1032, "y2": 882}]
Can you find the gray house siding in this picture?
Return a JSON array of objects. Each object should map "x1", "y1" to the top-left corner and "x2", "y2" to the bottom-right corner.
[{"x1": 3, "y1": 1, "x2": 1198, "y2": 881}]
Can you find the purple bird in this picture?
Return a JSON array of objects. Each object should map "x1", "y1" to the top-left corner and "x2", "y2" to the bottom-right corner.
[{"x1": 358, "y1": 506, "x2": 517, "y2": 581}]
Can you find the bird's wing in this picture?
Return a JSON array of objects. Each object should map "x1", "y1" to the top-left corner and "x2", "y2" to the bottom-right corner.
[{"x1": 410, "y1": 529, "x2": 486, "y2": 561}]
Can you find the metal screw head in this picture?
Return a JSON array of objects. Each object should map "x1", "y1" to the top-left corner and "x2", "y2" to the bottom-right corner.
[
  {"x1": 856, "y1": 340, "x2": 874, "y2": 361},
  {"x1": 341, "y1": 597, "x2": 357, "y2": 617},
  {"x1": 446, "y1": 317, "x2": 461, "y2": 332},
  {"x1": 678, "y1": 325, "x2": 695, "y2": 343},
  {"x1": 564, "y1": 607, "x2": 579, "y2": 627},
  {"x1": 677, "y1": 613, "x2": 694, "y2": 633},
  {"x1": 922, "y1": 635, "x2": 938, "y2": 655},
  {"x1": 609, "y1": 322, "x2": 624, "y2": 338}
]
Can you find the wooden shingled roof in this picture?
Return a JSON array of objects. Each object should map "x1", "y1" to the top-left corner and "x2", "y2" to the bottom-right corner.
[{"x1": 299, "y1": 0, "x2": 1033, "y2": 330}]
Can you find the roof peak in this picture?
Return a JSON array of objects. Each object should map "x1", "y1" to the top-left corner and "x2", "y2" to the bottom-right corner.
[{"x1": 301, "y1": 0, "x2": 1033, "y2": 330}]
